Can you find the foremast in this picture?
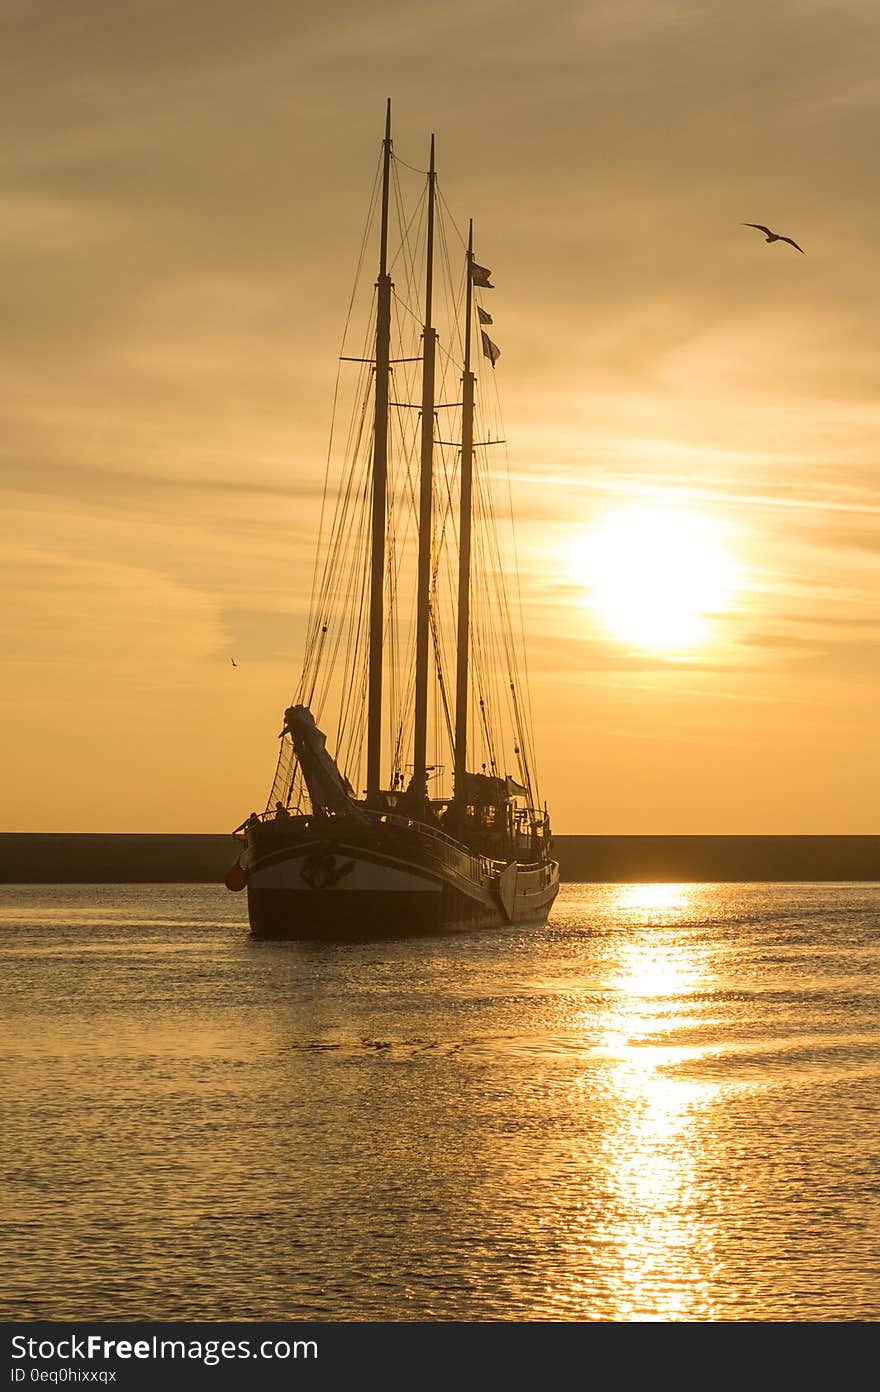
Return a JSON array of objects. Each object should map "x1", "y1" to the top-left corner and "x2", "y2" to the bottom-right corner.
[{"x1": 366, "y1": 98, "x2": 392, "y2": 801}]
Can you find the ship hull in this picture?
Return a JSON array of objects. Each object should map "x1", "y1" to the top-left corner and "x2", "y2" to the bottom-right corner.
[{"x1": 242, "y1": 819, "x2": 558, "y2": 940}]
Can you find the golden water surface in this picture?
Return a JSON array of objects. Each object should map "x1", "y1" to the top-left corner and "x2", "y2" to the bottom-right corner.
[{"x1": 2, "y1": 882, "x2": 879, "y2": 1320}]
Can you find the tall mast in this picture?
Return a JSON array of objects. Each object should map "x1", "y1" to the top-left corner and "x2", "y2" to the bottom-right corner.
[
  {"x1": 366, "y1": 98, "x2": 392, "y2": 801},
  {"x1": 454, "y1": 219, "x2": 475, "y2": 797},
  {"x1": 412, "y1": 134, "x2": 436, "y2": 801}
]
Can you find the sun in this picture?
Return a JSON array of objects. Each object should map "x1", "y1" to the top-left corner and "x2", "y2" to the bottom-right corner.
[{"x1": 573, "y1": 504, "x2": 738, "y2": 655}]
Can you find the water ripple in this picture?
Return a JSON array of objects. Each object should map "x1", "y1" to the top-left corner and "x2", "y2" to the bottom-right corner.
[{"x1": 1, "y1": 881, "x2": 878, "y2": 1320}]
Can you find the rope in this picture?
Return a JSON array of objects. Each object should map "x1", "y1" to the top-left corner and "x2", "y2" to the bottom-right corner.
[{"x1": 267, "y1": 140, "x2": 544, "y2": 823}]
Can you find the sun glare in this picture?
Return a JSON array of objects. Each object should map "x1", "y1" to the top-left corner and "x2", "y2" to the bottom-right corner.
[{"x1": 573, "y1": 504, "x2": 738, "y2": 655}]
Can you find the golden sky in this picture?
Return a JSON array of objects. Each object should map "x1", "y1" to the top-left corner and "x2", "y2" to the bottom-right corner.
[{"x1": 3, "y1": 0, "x2": 879, "y2": 833}]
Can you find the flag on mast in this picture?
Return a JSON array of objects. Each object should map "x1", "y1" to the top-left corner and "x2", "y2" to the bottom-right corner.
[
  {"x1": 477, "y1": 306, "x2": 493, "y2": 325},
  {"x1": 481, "y1": 331, "x2": 501, "y2": 367},
  {"x1": 470, "y1": 262, "x2": 494, "y2": 288}
]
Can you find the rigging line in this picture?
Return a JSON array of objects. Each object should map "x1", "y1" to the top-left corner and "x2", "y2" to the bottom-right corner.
[
  {"x1": 432, "y1": 436, "x2": 461, "y2": 603},
  {"x1": 473, "y1": 600, "x2": 497, "y2": 776},
  {"x1": 435, "y1": 514, "x2": 459, "y2": 676},
  {"x1": 431, "y1": 308, "x2": 466, "y2": 382},
  {"x1": 347, "y1": 638, "x2": 370, "y2": 790},
  {"x1": 432, "y1": 623, "x2": 447, "y2": 801},
  {"x1": 469, "y1": 547, "x2": 499, "y2": 775},
  {"x1": 386, "y1": 178, "x2": 425, "y2": 397},
  {"x1": 391, "y1": 197, "x2": 434, "y2": 356},
  {"x1": 392, "y1": 151, "x2": 428, "y2": 176},
  {"x1": 427, "y1": 460, "x2": 452, "y2": 723},
  {"x1": 292, "y1": 762, "x2": 304, "y2": 814},
  {"x1": 342, "y1": 151, "x2": 384, "y2": 353},
  {"x1": 486, "y1": 363, "x2": 539, "y2": 747},
  {"x1": 334, "y1": 454, "x2": 372, "y2": 748},
  {"x1": 432, "y1": 285, "x2": 463, "y2": 437},
  {"x1": 476, "y1": 475, "x2": 515, "y2": 780},
  {"x1": 439, "y1": 577, "x2": 461, "y2": 763},
  {"x1": 474, "y1": 588, "x2": 502, "y2": 777},
  {"x1": 477, "y1": 481, "x2": 517, "y2": 721},
  {"x1": 384, "y1": 420, "x2": 420, "y2": 783},
  {"x1": 429, "y1": 225, "x2": 465, "y2": 580},
  {"x1": 387, "y1": 358, "x2": 419, "y2": 713},
  {"x1": 313, "y1": 515, "x2": 362, "y2": 729},
  {"x1": 338, "y1": 513, "x2": 372, "y2": 777},
  {"x1": 430, "y1": 597, "x2": 455, "y2": 757},
  {"x1": 464, "y1": 467, "x2": 495, "y2": 769},
  {"x1": 337, "y1": 502, "x2": 370, "y2": 779},
  {"x1": 389, "y1": 309, "x2": 423, "y2": 520},
  {"x1": 390, "y1": 160, "x2": 427, "y2": 335},
  {"x1": 473, "y1": 381, "x2": 517, "y2": 653},
  {"x1": 300, "y1": 302, "x2": 376, "y2": 687},
  {"x1": 478, "y1": 474, "x2": 535, "y2": 804},
  {"x1": 389, "y1": 286, "x2": 426, "y2": 334},
  {"x1": 508, "y1": 679, "x2": 533, "y2": 798},
  {"x1": 428, "y1": 233, "x2": 466, "y2": 381},
  {"x1": 308, "y1": 386, "x2": 373, "y2": 718},
  {"x1": 432, "y1": 475, "x2": 457, "y2": 593},
  {"x1": 319, "y1": 521, "x2": 368, "y2": 742},
  {"x1": 307, "y1": 317, "x2": 374, "y2": 641},
  {"x1": 389, "y1": 164, "x2": 427, "y2": 281},
  {"x1": 303, "y1": 348, "x2": 374, "y2": 697},
  {"x1": 303, "y1": 151, "x2": 382, "y2": 669},
  {"x1": 302, "y1": 197, "x2": 389, "y2": 696},
  {"x1": 387, "y1": 484, "x2": 423, "y2": 718},
  {"x1": 434, "y1": 190, "x2": 466, "y2": 369},
  {"x1": 436, "y1": 186, "x2": 467, "y2": 250},
  {"x1": 390, "y1": 312, "x2": 426, "y2": 460},
  {"x1": 308, "y1": 168, "x2": 425, "y2": 787},
  {"x1": 428, "y1": 212, "x2": 465, "y2": 628},
  {"x1": 475, "y1": 454, "x2": 524, "y2": 764}
]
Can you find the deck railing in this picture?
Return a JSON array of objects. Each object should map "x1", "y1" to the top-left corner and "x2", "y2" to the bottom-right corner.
[{"x1": 236, "y1": 805, "x2": 553, "y2": 877}]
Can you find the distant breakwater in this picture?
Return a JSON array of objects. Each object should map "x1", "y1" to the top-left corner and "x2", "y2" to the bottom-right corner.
[{"x1": 1, "y1": 833, "x2": 878, "y2": 884}]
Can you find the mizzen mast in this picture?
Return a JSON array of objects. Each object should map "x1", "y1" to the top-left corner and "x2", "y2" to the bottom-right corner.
[
  {"x1": 412, "y1": 135, "x2": 437, "y2": 799},
  {"x1": 453, "y1": 219, "x2": 476, "y2": 797},
  {"x1": 366, "y1": 98, "x2": 393, "y2": 801}
]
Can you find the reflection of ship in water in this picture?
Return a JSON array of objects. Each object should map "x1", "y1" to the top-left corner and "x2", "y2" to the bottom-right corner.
[{"x1": 227, "y1": 103, "x2": 559, "y2": 939}]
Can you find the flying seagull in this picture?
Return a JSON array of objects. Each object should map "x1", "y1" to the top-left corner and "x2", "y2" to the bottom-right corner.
[
  {"x1": 742, "y1": 223, "x2": 804, "y2": 253},
  {"x1": 230, "y1": 658, "x2": 237, "y2": 667}
]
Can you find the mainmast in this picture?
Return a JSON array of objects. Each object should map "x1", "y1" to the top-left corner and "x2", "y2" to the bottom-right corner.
[
  {"x1": 454, "y1": 220, "x2": 476, "y2": 797},
  {"x1": 366, "y1": 99, "x2": 392, "y2": 801},
  {"x1": 412, "y1": 135, "x2": 436, "y2": 800}
]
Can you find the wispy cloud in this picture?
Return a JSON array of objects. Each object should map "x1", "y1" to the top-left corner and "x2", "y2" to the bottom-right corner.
[{"x1": 3, "y1": 0, "x2": 879, "y2": 829}]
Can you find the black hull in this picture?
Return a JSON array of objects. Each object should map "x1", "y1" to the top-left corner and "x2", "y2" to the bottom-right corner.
[
  {"x1": 242, "y1": 817, "x2": 558, "y2": 941},
  {"x1": 249, "y1": 887, "x2": 446, "y2": 940}
]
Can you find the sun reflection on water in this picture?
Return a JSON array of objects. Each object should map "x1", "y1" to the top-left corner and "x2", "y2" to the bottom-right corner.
[
  {"x1": 615, "y1": 882, "x2": 692, "y2": 918},
  {"x1": 563, "y1": 883, "x2": 721, "y2": 1319},
  {"x1": 606, "y1": 885, "x2": 698, "y2": 1010},
  {"x1": 594, "y1": 1058, "x2": 718, "y2": 1320}
]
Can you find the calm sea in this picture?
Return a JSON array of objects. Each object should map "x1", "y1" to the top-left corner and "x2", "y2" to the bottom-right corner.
[{"x1": 1, "y1": 882, "x2": 878, "y2": 1322}]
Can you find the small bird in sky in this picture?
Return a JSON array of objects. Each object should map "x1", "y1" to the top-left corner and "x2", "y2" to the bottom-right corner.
[
  {"x1": 742, "y1": 222, "x2": 804, "y2": 253},
  {"x1": 230, "y1": 658, "x2": 237, "y2": 667}
]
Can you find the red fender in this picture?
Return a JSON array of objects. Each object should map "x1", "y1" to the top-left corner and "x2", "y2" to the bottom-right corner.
[{"x1": 224, "y1": 862, "x2": 248, "y2": 891}]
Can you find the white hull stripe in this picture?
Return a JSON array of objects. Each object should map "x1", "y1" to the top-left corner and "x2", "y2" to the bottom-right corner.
[{"x1": 250, "y1": 853, "x2": 439, "y2": 894}]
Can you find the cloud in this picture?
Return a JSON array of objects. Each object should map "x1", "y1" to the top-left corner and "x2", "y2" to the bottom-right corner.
[
  {"x1": 0, "y1": 544, "x2": 224, "y2": 694},
  {"x1": 3, "y1": 0, "x2": 880, "y2": 828}
]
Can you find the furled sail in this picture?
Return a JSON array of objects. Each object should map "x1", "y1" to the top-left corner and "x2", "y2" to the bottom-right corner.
[{"x1": 280, "y1": 706, "x2": 365, "y2": 819}]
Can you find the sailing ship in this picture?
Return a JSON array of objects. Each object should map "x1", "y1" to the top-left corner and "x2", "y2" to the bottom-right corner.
[{"x1": 227, "y1": 102, "x2": 559, "y2": 938}]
